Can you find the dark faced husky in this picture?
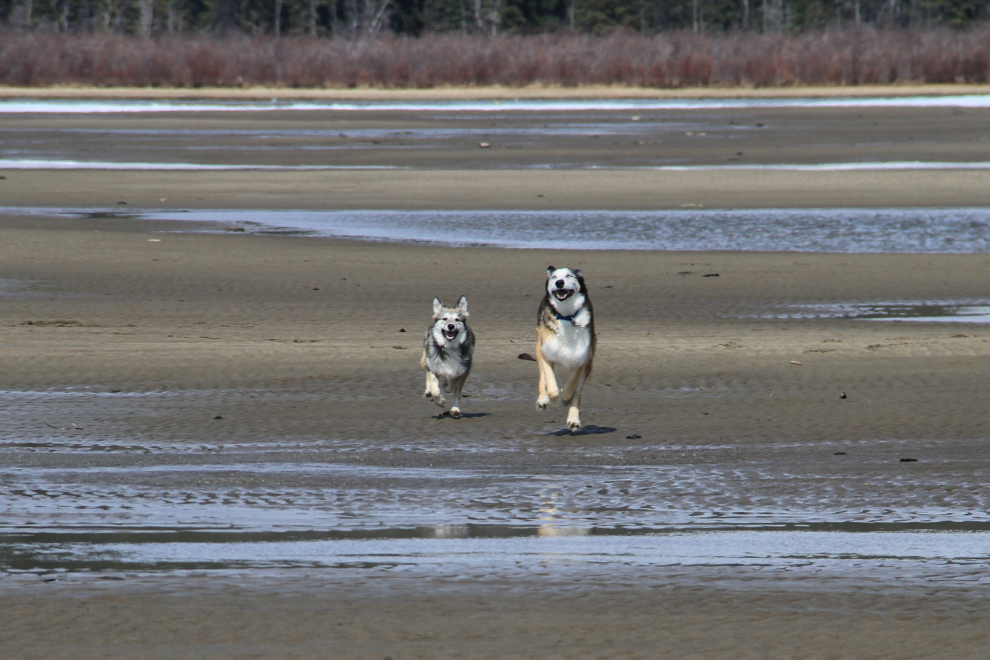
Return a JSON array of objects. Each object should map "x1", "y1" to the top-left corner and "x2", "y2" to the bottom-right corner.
[
  {"x1": 535, "y1": 266, "x2": 596, "y2": 431},
  {"x1": 421, "y1": 295, "x2": 475, "y2": 418}
]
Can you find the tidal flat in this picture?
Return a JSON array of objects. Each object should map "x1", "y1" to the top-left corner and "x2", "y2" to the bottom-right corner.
[{"x1": 2, "y1": 91, "x2": 990, "y2": 659}]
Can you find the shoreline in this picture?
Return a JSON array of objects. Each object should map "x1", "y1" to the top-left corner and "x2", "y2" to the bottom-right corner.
[{"x1": 2, "y1": 83, "x2": 990, "y2": 101}]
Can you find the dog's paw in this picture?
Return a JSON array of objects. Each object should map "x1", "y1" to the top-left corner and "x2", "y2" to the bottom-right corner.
[
  {"x1": 567, "y1": 415, "x2": 581, "y2": 431},
  {"x1": 546, "y1": 385, "x2": 560, "y2": 401},
  {"x1": 424, "y1": 389, "x2": 433, "y2": 398},
  {"x1": 536, "y1": 395, "x2": 550, "y2": 410},
  {"x1": 433, "y1": 395, "x2": 446, "y2": 407},
  {"x1": 448, "y1": 407, "x2": 462, "y2": 419}
]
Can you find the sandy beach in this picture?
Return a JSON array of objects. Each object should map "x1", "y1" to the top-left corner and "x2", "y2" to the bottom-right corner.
[
  {"x1": 3, "y1": 219, "x2": 990, "y2": 658},
  {"x1": 2, "y1": 89, "x2": 990, "y2": 659}
]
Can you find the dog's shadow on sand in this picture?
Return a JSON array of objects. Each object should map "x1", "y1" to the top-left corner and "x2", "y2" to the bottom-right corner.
[
  {"x1": 434, "y1": 412, "x2": 491, "y2": 420},
  {"x1": 547, "y1": 425, "x2": 617, "y2": 437}
]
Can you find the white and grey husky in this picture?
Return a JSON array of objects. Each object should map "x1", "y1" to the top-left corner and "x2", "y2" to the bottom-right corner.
[
  {"x1": 535, "y1": 266, "x2": 596, "y2": 431},
  {"x1": 421, "y1": 295, "x2": 475, "y2": 418}
]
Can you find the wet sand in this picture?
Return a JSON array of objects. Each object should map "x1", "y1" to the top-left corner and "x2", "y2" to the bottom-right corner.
[
  {"x1": 8, "y1": 167, "x2": 990, "y2": 210},
  {"x1": 4, "y1": 97, "x2": 990, "y2": 209},
  {"x1": 3, "y1": 572, "x2": 989, "y2": 660},
  {"x1": 3, "y1": 91, "x2": 990, "y2": 658}
]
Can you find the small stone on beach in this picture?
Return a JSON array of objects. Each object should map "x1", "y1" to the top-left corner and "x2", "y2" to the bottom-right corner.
[{"x1": 518, "y1": 353, "x2": 537, "y2": 361}]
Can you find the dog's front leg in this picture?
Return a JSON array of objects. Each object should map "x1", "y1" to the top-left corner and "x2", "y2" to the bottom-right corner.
[
  {"x1": 562, "y1": 363, "x2": 590, "y2": 431},
  {"x1": 535, "y1": 345, "x2": 558, "y2": 410},
  {"x1": 448, "y1": 371, "x2": 469, "y2": 419},
  {"x1": 425, "y1": 371, "x2": 445, "y2": 407},
  {"x1": 560, "y1": 364, "x2": 585, "y2": 407}
]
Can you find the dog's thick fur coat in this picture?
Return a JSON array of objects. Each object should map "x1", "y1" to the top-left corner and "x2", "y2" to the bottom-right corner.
[
  {"x1": 421, "y1": 296, "x2": 475, "y2": 418},
  {"x1": 535, "y1": 266, "x2": 596, "y2": 430}
]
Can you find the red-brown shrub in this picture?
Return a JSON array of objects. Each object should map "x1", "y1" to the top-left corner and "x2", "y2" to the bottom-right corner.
[{"x1": 1, "y1": 28, "x2": 988, "y2": 88}]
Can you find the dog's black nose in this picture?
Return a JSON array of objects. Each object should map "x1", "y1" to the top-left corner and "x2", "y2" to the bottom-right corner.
[
  {"x1": 555, "y1": 280, "x2": 565, "y2": 288},
  {"x1": 447, "y1": 324, "x2": 455, "y2": 331}
]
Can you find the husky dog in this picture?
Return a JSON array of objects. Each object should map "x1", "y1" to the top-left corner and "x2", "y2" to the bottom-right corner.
[
  {"x1": 422, "y1": 296, "x2": 475, "y2": 418},
  {"x1": 536, "y1": 266, "x2": 596, "y2": 431}
]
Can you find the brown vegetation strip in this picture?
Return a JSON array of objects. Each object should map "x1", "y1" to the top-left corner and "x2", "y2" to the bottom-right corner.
[{"x1": 2, "y1": 28, "x2": 989, "y2": 89}]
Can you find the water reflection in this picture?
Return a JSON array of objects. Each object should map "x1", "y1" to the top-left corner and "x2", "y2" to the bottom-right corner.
[
  {"x1": 537, "y1": 483, "x2": 591, "y2": 537},
  {"x1": 5, "y1": 530, "x2": 990, "y2": 578},
  {"x1": 4, "y1": 207, "x2": 990, "y2": 253},
  {"x1": 780, "y1": 302, "x2": 990, "y2": 323}
]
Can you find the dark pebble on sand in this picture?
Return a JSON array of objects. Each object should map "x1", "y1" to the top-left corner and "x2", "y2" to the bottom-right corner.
[
  {"x1": 626, "y1": 434, "x2": 642, "y2": 439},
  {"x1": 399, "y1": 328, "x2": 406, "y2": 332},
  {"x1": 698, "y1": 411, "x2": 709, "y2": 415},
  {"x1": 834, "y1": 452, "x2": 847, "y2": 455},
  {"x1": 900, "y1": 458, "x2": 918, "y2": 462},
  {"x1": 214, "y1": 416, "x2": 223, "y2": 420},
  {"x1": 703, "y1": 273, "x2": 720, "y2": 277},
  {"x1": 840, "y1": 392, "x2": 848, "y2": 399},
  {"x1": 518, "y1": 353, "x2": 537, "y2": 361}
]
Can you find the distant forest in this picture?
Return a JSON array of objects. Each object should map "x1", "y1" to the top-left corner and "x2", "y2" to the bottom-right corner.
[{"x1": 1, "y1": 0, "x2": 988, "y2": 37}]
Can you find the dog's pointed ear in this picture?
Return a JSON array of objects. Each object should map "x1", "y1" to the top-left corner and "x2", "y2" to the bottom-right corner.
[
  {"x1": 573, "y1": 269, "x2": 583, "y2": 279},
  {"x1": 546, "y1": 265, "x2": 556, "y2": 279},
  {"x1": 433, "y1": 297, "x2": 443, "y2": 319},
  {"x1": 456, "y1": 295, "x2": 469, "y2": 317},
  {"x1": 574, "y1": 269, "x2": 586, "y2": 292}
]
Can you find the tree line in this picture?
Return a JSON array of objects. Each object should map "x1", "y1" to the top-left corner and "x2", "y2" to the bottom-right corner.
[{"x1": 1, "y1": 0, "x2": 986, "y2": 38}]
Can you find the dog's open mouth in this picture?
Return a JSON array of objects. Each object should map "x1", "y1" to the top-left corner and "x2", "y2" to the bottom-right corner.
[
  {"x1": 553, "y1": 288, "x2": 575, "y2": 302},
  {"x1": 443, "y1": 328, "x2": 459, "y2": 341}
]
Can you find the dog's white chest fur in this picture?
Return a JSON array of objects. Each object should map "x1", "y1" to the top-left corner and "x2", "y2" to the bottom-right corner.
[
  {"x1": 540, "y1": 308, "x2": 592, "y2": 369},
  {"x1": 425, "y1": 336, "x2": 469, "y2": 381}
]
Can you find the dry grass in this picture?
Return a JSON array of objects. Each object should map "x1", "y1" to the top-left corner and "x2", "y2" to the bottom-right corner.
[{"x1": 1, "y1": 28, "x2": 989, "y2": 88}]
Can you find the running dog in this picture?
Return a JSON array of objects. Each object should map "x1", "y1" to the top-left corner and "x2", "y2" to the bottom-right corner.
[
  {"x1": 422, "y1": 296, "x2": 475, "y2": 418},
  {"x1": 535, "y1": 266, "x2": 596, "y2": 431}
]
